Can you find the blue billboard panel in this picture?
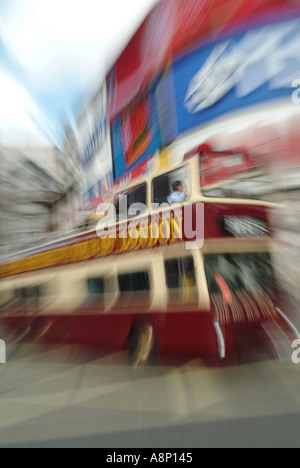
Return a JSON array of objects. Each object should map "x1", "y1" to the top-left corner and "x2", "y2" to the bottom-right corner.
[
  {"x1": 172, "y1": 19, "x2": 300, "y2": 134},
  {"x1": 155, "y1": 68, "x2": 179, "y2": 146}
]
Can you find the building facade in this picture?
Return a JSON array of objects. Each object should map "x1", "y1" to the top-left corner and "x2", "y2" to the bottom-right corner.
[{"x1": 0, "y1": 146, "x2": 76, "y2": 255}]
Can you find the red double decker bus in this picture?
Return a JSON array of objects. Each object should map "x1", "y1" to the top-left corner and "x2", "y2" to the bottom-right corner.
[{"x1": 0, "y1": 145, "x2": 296, "y2": 366}]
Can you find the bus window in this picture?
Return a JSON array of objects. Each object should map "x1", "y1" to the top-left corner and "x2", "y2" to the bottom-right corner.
[
  {"x1": 15, "y1": 288, "x2": 26, "y2": 301},
  {"x1": 87, "y1": 278, "x2": 104, "y2": 295},
  {"x1": 114, "y1": 184, "x2": 147, "y2": 220},
  {"x1": 200, "y1": 151, "x2": 274, "y2": 200},
  {"x1": 85, "y1": 277, "x2": 106, "y2": 307},
  {"x1": 14, "y1": 285, "x2": 42, "y2": 308},
  {"x1": 164, "y1": 257, "x2": 198, "y2": 305},
  {"x1": 118, "y1": 272, "x2": 150, "y2": 293},
  {"x1": 116, "y1": 271, "x2": 150, "y2": 308},
  {"x1": 152, "y1": 166, "x2": 190, "y2": 205},
  {"x1": 15, "y1": 286, "x2": 41, "y2": 302},
  {"x1": 204, "y1": 253, "x2": 276, "y2": 297},
  {"x1": 0, "y1": 290, "x2": 14, "y2": 312}
]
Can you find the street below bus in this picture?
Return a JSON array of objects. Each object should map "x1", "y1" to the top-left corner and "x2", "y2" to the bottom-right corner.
[{"x1": 0, "y1": 343, "x2": 300, "y2": 448}]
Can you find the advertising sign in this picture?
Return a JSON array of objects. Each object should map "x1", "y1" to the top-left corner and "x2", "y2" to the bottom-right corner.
[
  {"x1": 111, "y1": 90, "x2": 161, "y2": 180},
  {"x1": 107, "y1": 0, "x2": 299, "y2": 122},
  {"x1": 172, "y1": 18, "x2": 300, "y2": 135}
]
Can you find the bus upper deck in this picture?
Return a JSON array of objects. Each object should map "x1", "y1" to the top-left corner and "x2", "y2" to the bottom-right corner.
[{"x1": 0, "y1": 145, "x2": 274, "y2": 280}]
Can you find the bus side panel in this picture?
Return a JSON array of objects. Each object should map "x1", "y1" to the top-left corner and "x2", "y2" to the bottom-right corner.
[
  {"x1": 2, "y1": 313, "x2": 135, "y2": 351},
  {"x1": 156, "y1": 311, "x2": 215, "y2": 362}
]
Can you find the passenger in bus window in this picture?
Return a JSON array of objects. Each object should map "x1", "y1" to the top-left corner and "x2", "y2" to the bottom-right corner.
[{"x1": 168, "y1": 181, "x2": 188, "y2": 204}]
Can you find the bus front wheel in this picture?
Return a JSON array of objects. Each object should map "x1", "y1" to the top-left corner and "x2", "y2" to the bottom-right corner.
[{"x1": 128, "y1": 322, "x2": 157, "y2": 369}]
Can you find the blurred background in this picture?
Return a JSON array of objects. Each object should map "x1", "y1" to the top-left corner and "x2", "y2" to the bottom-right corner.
[{"x1": 1, "y1": 0, "x2": 300, "y2": 448}]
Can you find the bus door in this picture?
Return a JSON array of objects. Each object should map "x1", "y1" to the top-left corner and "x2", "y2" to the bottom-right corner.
[
  {"x1": 72, "y1": 273, "x2": 117, "y2": 345},
  {"x1": 107, "y1": 268, "x2": 153, "y2": 349},
  {"x1": 159, "y1": 254, "x2": 206, "y2": 359}
]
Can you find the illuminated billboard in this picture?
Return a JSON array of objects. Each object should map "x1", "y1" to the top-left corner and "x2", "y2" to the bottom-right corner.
[{"x1": 111, "y1": 88, "x2": 162, "y2": 180}]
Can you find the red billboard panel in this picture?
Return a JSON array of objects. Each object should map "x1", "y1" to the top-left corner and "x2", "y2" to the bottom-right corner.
[
  {"x1": 121, "y1": 95, "x2": 154, "y2": 169},
  {"x1": 107, "y1": 0, "x2": 299, "y2": 122}
]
